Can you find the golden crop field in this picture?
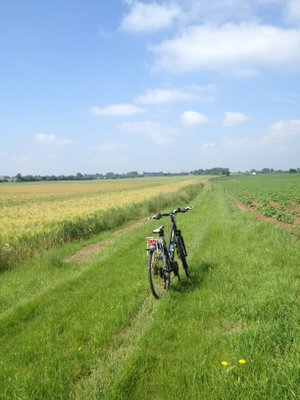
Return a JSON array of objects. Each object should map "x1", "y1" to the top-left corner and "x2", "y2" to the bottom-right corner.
[{"x1": 0, "y1": 176, "x2": 201, "y2": 267}]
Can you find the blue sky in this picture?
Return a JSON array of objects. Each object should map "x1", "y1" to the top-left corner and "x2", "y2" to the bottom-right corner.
[{"x1": 1, "y1": 0, "x2": 300, "y2": 175}]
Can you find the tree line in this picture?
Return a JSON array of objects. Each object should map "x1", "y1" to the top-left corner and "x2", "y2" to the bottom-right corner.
[
  {"x1": 1, "y1": 167, "x2": 299, "y2": 183},
  {"x1": 1, "y1": 168, "x2": 230, "y2": 182}
]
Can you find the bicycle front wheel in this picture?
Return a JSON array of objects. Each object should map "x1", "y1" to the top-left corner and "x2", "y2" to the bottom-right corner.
[{"x1": 148, "y1": 251, "x2": 170, "y2": 299}]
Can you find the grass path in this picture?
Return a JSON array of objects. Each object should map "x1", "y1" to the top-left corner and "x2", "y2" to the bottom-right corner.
[{"x1": 0, "y1": 182, "x2": 299, "y2": 399}]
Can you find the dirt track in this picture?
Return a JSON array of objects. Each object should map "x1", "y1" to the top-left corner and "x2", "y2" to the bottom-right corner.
[{"x1": 66, "y1": 219, "x2": 147, "y2": 262}]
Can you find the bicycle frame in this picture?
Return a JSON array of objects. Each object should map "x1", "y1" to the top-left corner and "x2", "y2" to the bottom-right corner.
[
  {"x1": 147, "y1": 207, "x2": 190, "y2": 273},
  {"x1": 167, "y1": 214, "x2": 181, "y2": 264}
]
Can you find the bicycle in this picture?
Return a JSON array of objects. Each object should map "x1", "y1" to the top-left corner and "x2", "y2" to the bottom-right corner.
[{"x1": 146, "y1": 206, "x2": 192, "y2": 299}]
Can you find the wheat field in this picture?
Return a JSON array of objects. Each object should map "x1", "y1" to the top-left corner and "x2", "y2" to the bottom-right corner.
[{"x1": 0, "y1": 177, "x2": 200, "y2": 268}]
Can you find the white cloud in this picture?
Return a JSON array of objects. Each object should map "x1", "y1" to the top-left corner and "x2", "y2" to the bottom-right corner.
[
  {"x1": 136, "y1": 85, "x2": 215, "y2": 104},
  {"x1": 201, "y1": 142, "x2": 215, "y2": 151},
  {"x1": 34, "y1": 133, "x2": 72, "y2": 145},
  {"x1": 265, "y1": 119, "x2": 300, "y2": 139},
  {"x1": 92, "y1": 141, "x2": 130, "y2": 161},
  {"x1": 158, "y1": 0, "x2": 299, "y2": 26},
  {"x1": 254, "y1": 0, "x2": 281, "y2": 4},
  {"x1": 222, "y1": 112, "x2": 249, "y2": 127},
  {"x1": 221, "y1": 119, "x2": 300, "y2": 148},
  {"x1": 89, "y1": 103, "x2": 144, "y2": 117},
  {"x1": 284, "y1": 0, "x2": 300, "y2": 24},
  {"x1": 120, "y1": 1, "x2": 181, "y2": 33},
  {"x1": 137, "y1": 88, "x2": 195, "y2": 104},
  {"x1": 222, "y1": 136, "x2": 257, "y2": 150},
  {"x1": 121, "y1": 120, "x2": 177, "y2": 144},
  {"x1": 180, "y1": 110, "x2": 209, "y2": 125},
  {"x1": 198, "y1": 118, "x2": 300, "y2": 169},
  {"x1": 178, "y1": 0, "x2": 255, "y2": 25},
  {"x1": 151, "y1": 23, "x2": 300, "y2": 73}
]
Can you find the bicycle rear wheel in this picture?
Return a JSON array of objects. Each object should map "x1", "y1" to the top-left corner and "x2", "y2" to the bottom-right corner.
[
  {"x1": 148, "y1": 251, "x2": 170, "y2": 299},
  {"x1": 177, "y1": 234, "x2": 190, "y2": 277}
]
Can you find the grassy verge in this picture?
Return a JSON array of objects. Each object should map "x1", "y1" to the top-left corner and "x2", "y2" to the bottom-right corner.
[
  {"x1": 0, "y1": 182, "x2": 299, "y2": 399},
  {"x1": 103, "y1": 183, "x2": 300, "y2": 400}
]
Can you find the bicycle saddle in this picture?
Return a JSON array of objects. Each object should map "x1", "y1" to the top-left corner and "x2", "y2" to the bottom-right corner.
[{"x1": 152, "y1": 225, "x2": 164, "y2": 235}]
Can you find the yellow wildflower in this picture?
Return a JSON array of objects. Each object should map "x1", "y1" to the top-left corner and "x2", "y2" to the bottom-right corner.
[
  {"x1": 221, "y1": 361, "x2": 229, "y2": 367},
  {"x1": 239, "y1": 359, "x2": 247, "y2": 365}
]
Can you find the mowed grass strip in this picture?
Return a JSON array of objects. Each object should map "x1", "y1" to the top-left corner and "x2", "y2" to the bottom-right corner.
[
  {"x1": 1, "y1": 182, "x2": 300, "y2": 399},
  {"x1": 84, "y1": 183, "x2": 300, "y2": 400},
  {"x1": 0, "y1": 227, "x2": 149, "y2": 399}
]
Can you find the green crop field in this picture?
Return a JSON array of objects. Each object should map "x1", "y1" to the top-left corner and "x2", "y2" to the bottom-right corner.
[
  {"x1": 217, "y1": 173, "x2": 300, "y2": 225},
  {"x1": 0, "y1": 176, "x2": 299, "y2": 399}
]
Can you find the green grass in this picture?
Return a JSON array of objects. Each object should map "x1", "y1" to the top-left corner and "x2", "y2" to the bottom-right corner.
[
  {"x1": 113, "y1": 184, "x2": 300, "y2": 400},
  {"x1": 0, "y1": 182, "x2": 299, "y2": 399}
]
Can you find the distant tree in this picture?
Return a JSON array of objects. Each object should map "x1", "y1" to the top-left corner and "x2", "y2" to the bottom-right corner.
[
  {"x1": 126, "y1": 171, "x2": 139, "y2": 178},
  {"x1": 289, "y1": 168, "x2": 297, "y2": 173},
  {"x1": 15, "y1": 173, "x2": 23, "y2": 182},
  {"x1": 191, "y1": 167, "x2": 229, "y2": 176},
  {"x1": 105, "y1": 172, "x2": 116, "y2": 180},
  {"x1": 261, "y1": 168, "x2": 272, "y2": 174}
]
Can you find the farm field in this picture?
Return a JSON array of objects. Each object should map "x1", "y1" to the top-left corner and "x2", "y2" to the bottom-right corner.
[
  {"x1": 0, "y1": 177, "x2": 299, "y2": 399},
  {"x1": 216, "y1": 174, "x2": 300, "y2": 226},
  {"x1": 0, "y1": 176, "x2": 201, "y2": 269}
]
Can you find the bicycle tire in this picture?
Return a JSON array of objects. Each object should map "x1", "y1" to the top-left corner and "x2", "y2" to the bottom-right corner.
[
  {"x1": 177, "y1": 234, "x2": 190, "y2": 277},
  {"x1": 148, "y1": 250, "x2": 170, "y2": 299}
]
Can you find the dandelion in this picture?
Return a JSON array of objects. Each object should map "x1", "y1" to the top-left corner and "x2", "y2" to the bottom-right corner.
[
  {"x1": 221, "y1": 361, "x2": 229, "y2": 367},
  {"x1": 239, "y1": 359, "x2": 247, "y2": 365}
]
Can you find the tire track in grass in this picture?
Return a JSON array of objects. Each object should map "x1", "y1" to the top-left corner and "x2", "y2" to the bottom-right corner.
[
  {"x1": 65, "y1": 219, "x2": 148, "y2": 263},
  {"x1": 73, "y1": 187, "x2": 212, "y2": 399},
  {"x1": 73, "y1": 294, "x2": 161, "y2": 399},
  {"x1": 103, "y1": 184, "x2": 300, "y2": 400},
  {"x1": 0, "y1": 220, "x2": 148, "y2": 322},
  {"x1": 0, "y1": 184, "x2": 207, "y2": 399}
]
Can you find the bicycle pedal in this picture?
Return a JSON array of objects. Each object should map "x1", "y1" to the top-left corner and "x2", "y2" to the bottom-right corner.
[{"x1": 171, "y1": 261, "x2": 179, "y2": 276}]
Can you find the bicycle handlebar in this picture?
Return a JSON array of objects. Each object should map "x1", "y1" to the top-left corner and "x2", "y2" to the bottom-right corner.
[{"x1": 149, "y1": 206, "x2": 192, "y2": 220}]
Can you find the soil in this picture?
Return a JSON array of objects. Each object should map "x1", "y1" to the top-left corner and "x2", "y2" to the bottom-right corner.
[
  {"x1": 65, "y1": 219, "x2": 147, "y2": 263},
  {"x1": 229, "y1": 195, "x2": 300, "y2": 235}
]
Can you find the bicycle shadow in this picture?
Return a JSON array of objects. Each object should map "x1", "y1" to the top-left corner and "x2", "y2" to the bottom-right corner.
[{"x1": 171, "y1": 261, "x2": 217, "y2": 295}]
